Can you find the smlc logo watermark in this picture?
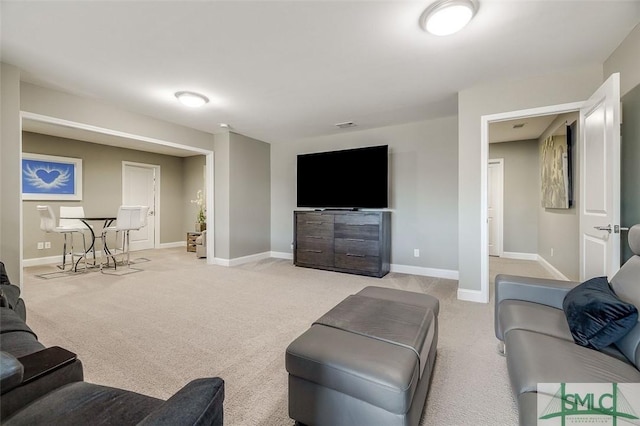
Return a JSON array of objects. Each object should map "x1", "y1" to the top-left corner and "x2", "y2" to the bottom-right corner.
[{"x1": 538, "y1": 383, "x2": 640, "y2": 425}]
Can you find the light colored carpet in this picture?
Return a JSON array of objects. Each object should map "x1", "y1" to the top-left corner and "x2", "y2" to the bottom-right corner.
[{"x1": 20, "y1": 250, "x2": 539, "y2": 425}]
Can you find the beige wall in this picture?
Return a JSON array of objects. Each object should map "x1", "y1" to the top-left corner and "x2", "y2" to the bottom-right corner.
[
  {"x1": 271, "y1": 116, "x2": 459, "y2": 272},
  {"x1": 605, "y1": 23, "x2": 640, "y2": 263},
  {"x1": 212, "y1": 131, "x2": 271, "y2": 261},
  {"x1": 537, "y1": 113, "x2": 580, "y2": 281},
  {"x1": 23, "y1": 132, "x2": 191, "y2": 260},
  {"x1": 229, "y1": 132, "x2": 271, "y2": 258},
  {"x1": 183, "y1": 156, "x2": 207, "y2": 233},
  {"x1": 604, "y1": 23, "x2": 640, "y2": 97},
  {"x1": 0, "y1": 63, "x2": 22, "y2": 280},
  {"x1": 458, "y1": 64, "x2": 603, "y2": 295},
  {"x1": 214, "y1": 132, "x2": 231, "y2": 259},
  {"x1": 488, "y1": 139, "x2": 539, "y2": 255}
]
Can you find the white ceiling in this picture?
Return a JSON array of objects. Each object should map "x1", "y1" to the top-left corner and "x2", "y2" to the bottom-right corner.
[
  {"x1": 489, "y1": 114, "x2": 558, "y2": 144},
  {"x1": 2, "y1": 1, "x2": 640, "y2": 145}
]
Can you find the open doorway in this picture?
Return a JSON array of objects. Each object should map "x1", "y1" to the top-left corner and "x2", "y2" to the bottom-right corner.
[
  {"x1": 487, "y1": 114, "x2": 579, "y2": 282},
  {"x1": 478, "y1": 101, "x2": 584, "y2": 302},
  {"x1": 19, "y1": 112, "x2": 215, "y2": 282},
  {"x1": 478, "y1": 73, "x2": 622, "y2": 303}
]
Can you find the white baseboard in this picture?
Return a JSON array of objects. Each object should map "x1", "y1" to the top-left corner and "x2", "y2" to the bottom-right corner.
[
  {"x1": 390, "y1": 264, "x2": 459, "y2": 280},
  {"x1": 537, "y1": 255, "x2": 570, "y2": 281},
  {"x1": 457, "y1": 288, "x2": 489, "y2": 303},
  {"x1": 214, "y1": 251, "x2": 272, "y2": 267},
  {"x1": 502, "y1": 251, "x2": 538, "y2": 261},
  {"x1": 270, "y1": 251, "x2": 293, "y2": 260},
  {"x1": 158, "y1": 241, "x2": 186, "y2": 249},
  {"x1": 23, "y1": 255, "x2": 63, "y2": 267}
]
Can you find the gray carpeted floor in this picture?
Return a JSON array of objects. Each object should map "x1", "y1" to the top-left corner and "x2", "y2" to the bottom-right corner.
[{"x1": 21, "y1": 249, "x2": 551, "y2": 425}]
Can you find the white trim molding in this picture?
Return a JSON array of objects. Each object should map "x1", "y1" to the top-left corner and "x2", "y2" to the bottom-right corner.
[
  {"x1": 457, "y1": 288, "x2": 488, "y2": 303},
  {"x1": 479, "y1": 101, "x2": 585, "y2": 305},
  {"x1": 270, "y1": 251, "x2": 294, "y2": 260},
  {"x1": 158, "y1": 241, "x2": 186, "y2": 249},
  {"x1": 537, "y1": 255, "x2": 571, "y2": 281},
  {"x1": 214, "y1": 251, "x2": 272, "y2": 267},
  {"x1": 501, "y1": 251, "x2": 539, "y2": 261},
  {"x1": 390, "y1": 264, "x2": 459, "y2": 280}
]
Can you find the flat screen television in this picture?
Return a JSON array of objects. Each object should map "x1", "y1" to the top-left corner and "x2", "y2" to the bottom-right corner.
[{"x1": 297, "y1": 145, "x2": 388, "y2": 209}]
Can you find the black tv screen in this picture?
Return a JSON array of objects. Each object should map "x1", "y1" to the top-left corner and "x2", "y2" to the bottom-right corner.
[{"x1": 297, "y1": 145, "x2": 388, "y2": 209}]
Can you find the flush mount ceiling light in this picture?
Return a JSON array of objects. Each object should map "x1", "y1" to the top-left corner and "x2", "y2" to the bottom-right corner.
[
  {"x1": 420, "y1": 0, "x2": 478, "y2": 36},
  {"x1": 175, "y1": 91, "x2": 209, "y2": 108}
]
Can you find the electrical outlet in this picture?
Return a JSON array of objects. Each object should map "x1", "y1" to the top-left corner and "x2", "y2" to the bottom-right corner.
[
  {"x1": 37, "y1": 242, "x2": 44, "y2": 250},
  {"x1": 414, "y1": 249, "x2": 420, "y2": 257},
  {"x1": 551, "y1": 248, "x2": 554, "y2": 257},
  {"x1": 45, "y1": 242, "x2": 52, "y2": 249}
]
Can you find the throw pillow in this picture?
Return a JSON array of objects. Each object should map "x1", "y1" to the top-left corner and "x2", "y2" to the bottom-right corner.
[{"x1": 563, "y1": 276, "x2": 638, "y2": 350}]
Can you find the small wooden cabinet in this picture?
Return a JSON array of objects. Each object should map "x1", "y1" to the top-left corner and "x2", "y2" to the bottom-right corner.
[
  {"x1": 294, "y1": 210, "x2": 391, "y2": 278},
  {"x1": 187, "y1": 232, "x2": 202, "y2": 252}
]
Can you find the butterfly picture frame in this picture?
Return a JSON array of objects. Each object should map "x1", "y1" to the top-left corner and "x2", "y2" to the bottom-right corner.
[{"x1": 22, "y1": 153, "x2": 83, "y2": 200}]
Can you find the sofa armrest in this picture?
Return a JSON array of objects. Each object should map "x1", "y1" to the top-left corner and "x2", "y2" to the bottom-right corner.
[
  {"x1": 495, "y1": 274, "x2": 578, "y2": 309},
  {"x1": 0, "y1": 348, "x2": 84, "y2": 421},
  {"x1": 0, "y1": 352, "x2": 24, "y2": 394},
  {"x1": 18, "y1": 346, "x2": 77, "y2": 385},
  {"x1": 494, "y1": 274, "x2": 579, "y2": 341},
  {"x1": 138, "y1": 377, "x2": 224, "y2": 426}
]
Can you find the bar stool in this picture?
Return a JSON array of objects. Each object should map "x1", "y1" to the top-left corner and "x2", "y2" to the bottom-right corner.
[
  {"x1": 37, "y1": 205, "x2": 88, "y2": 272},
  {"x1": 100, "y1": 205, "x2": 144, "y2": 272}
]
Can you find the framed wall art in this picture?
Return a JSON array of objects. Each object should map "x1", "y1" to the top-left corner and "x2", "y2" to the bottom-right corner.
[{"x1": 22, "y1": 153, "x2": 83, "y2": 200}]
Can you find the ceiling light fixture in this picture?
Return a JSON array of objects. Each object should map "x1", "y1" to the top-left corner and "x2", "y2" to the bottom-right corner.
[
  {"x1": 420, "y1": 0, "x2": 478, "y2": 36},
  {"x1": 175, "y1": 91, "x2": 209, "y2": 108}
]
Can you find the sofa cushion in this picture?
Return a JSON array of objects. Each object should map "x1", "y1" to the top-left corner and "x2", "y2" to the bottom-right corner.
[
  {"x1": 563, "y1": 276, "x2": 638, "y2": 350},
  {"x1": 138, "y1": 378, "x2": 224, "y2": 426},
  {"x1": 610, "y1": 255, "x2": 640, "y2": 368},
  {"x1": 4, "y1": 382, "x2": 163, "y2": 425},
  {"x1": 286, "y1": 324, "x2": 421, "y2": 414},
  {"x1": 517, "y1": 392, "x2": 538, "y2": 426},
  {"x1": 498, "y1": 300, "x2": 573, "y2": 342},
  {"x1": 0, "y1": 309, "x2": 44, "y2": 358},
  {"x1": 505, "y1": 330, "x2": 640, "y2": 396}
]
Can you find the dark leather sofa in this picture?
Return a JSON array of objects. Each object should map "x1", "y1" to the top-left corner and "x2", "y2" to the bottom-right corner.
[{"x1": 0, "y1": 261, "x2": 225, "y2": 425}]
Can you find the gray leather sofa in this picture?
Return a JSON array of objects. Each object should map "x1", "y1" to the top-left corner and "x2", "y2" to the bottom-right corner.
[
  {"x1": 0, "y1": 261, "x2": 225, "y2": 425},
  {"x1": 495, "y1": 225, "x2": 640, "y2": 425}
]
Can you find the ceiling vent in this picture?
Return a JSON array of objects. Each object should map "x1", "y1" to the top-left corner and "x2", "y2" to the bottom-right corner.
[
  {"x1": 512, "y1": 123, "x2": 526, "y2": 129},
  {"x1": 335, "y1": 121, "x2": 356, "y2": 129}
]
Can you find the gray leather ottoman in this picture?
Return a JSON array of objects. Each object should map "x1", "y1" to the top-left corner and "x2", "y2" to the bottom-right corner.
[{"x1": 286, "y1": 286, "x2": 439, "y2": 426}]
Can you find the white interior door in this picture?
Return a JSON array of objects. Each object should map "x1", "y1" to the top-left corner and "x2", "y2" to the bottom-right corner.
[
  {"x1": 122, "y1": 162, "x2": 158, "y2": 251},
  {"x1": 488, "y1": 159, "x2": 504, "y2": 257},
  {"x1": 579, "y1": 73, "x2": 621, "y2": 281}
]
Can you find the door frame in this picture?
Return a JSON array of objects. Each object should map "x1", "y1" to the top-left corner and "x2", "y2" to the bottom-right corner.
[
  {"x1": 478, "y1": 102, "x2": 584, "y2": 303},
  {"x1": 18, "y1": 112, "x2": 216, "y2": 284},
  {"x1": 487, "y1": 158, "x2": 504, "y2": 257},
  {"x1": 122, "y1": 161, "x2": 161, "y2": 250}
]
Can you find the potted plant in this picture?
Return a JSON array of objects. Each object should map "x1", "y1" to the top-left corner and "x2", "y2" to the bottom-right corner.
[{"x1": 191, "y1": 189, "x2": 206, "y2": 232}]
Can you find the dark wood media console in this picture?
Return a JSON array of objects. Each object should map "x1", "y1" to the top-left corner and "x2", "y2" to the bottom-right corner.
[{"x1": 294, "y1": 210, "x2": 391, "y2": 278}]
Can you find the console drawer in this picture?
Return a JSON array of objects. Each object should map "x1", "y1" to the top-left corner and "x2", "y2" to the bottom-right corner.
[
  {"x1": 335, "y1": 214, "x2": 380, "y2": 226},
  {"x1": 335, "y1": 238, "x2": 379, "y2": 257},
  {"x1": 297, "y1": 213, "x2": 334, "y2": 239},
  {"x1": 297, "y1": 247, "x2": 334, "y2": 267},
  {"x1": 335, "y1": 223, "x2": 379, "y2": 241},
  {"x1": 335, "y1": 254, "x2": 380, "y2": 273}
]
